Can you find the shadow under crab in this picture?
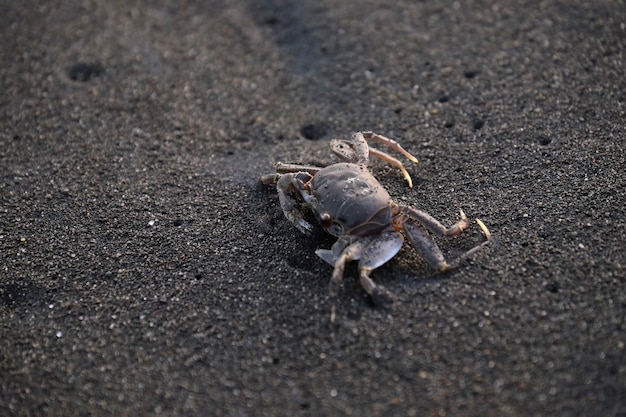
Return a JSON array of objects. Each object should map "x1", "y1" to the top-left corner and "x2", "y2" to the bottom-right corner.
[{"x1": 261, "y1": 132, "x2": 492, "y2": 304}]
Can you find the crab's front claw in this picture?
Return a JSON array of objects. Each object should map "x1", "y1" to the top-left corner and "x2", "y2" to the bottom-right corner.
[
  {"x1": 278, "y1": 198, "x2": 314, "y2": 235},
  {"x1": 293, "y1": 217, "x2": 315, "y2": 235},
  {"x1": 315, "y1": 249, "x2": 336, "y2": 266},
  {"x1": 357, "y1": 231, "x2": 404, "y2": 272}
]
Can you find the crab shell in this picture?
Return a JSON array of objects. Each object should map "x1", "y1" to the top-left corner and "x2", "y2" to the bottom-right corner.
[{"x1": 311, "y1": 163, "x2": 393, "y2": 238}]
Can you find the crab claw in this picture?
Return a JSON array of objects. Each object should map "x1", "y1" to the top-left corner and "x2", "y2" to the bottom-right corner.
[
  {"x1": 294, "y1": 218, "x2": 314, "y2": 235},
  {"x1": 315, "y1": 249, "x2": 336, "y2": 266}
]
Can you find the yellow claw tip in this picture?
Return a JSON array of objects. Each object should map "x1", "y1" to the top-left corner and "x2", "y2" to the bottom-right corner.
[
  {"x1": 475, "y1": 218, "x2": 492, "y2": 240},
  {"x1": 400, "y1": 167, "x2": 414, "y2": 188}
]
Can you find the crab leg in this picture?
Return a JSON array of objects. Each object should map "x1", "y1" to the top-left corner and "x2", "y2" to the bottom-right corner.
[
  {"x1": 331, "y1": 132, "x2": 417, "y2": 187},
  {"x1": 368, "y1": 147, "x2": 414, "y2": 188},
  {"x1": 327, "y1": 239, "x2": 367, "y2": 297},
  {"x1": 402, "y1": 221, "x2": 450, "y2": 270},
  {"x1": 401, "y1": 210, "x2": 492, "y2": 272},
  {"x1": 358, "y1": 230, "x2": 404, "y2": 295},
  {"x1": 273, "y1": 162, "x2": 323, "y2": 175},
  {"x1": 261, "y1": 163, "x2": 322, "y2": 185},
  {"x1": 321, "y1": 231, "x2": 403, "y2": 303},
  {"x1": 260, "y1": 173, "x2": 280, "y2": 185},
  {"x1": 403, "y1": 206, "x2": 471, "y2": 237},
  {"x1": 361, "y1": 131, "x2": 419, "y2": 163}
]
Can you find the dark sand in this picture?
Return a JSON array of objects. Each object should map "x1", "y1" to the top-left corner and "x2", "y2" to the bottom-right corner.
[{"x1": 1, "y1": 1, "x2": 624, "y2": 416}]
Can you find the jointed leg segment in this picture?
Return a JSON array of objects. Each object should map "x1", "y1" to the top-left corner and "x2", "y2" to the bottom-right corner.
[
  {"x1": 401, "y1": 206, "x2": 492, "y2": 272},
  {"x1": 360, "y1": 131, "x2": 419, "y2": 164},
  {"x1": 327, "y1": 240, "x2": 366, "y2": 297},
  {"x1": 330, "y1": 131, "x2": 418, "y2": 188}
]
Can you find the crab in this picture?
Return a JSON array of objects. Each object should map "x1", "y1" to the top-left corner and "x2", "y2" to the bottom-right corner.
[{"x1": 260, "y1": 131, "x2": 491, "y2": 302}]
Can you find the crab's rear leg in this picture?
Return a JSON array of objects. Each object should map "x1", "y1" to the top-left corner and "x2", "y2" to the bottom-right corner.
[
  {"x1": 369, "y1": 147, "x2": 415, "y2": 188},
  {"x1": 330, "y1": 132, "x2": 418, "y2": 187},
  {"x1": 361, "y1": 131, "x2": 419, "y2": 164},
  {"x1": 400, "y1": 207, "x2": 492, "y2": 271}
]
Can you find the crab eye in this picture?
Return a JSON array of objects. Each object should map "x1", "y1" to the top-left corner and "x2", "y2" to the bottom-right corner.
[
  {"x1": 319, "y1": 212, "x2": 343, "y2": 235},
  {"x1": 319, "y1": 212, "x2": 332, "y2": 227}
]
